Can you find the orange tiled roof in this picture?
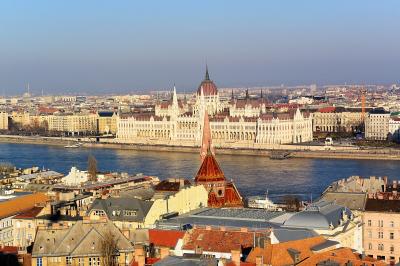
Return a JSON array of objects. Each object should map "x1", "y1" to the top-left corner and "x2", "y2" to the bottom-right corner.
[
  {"x1": 149, "y1": 229, "x2": 185, "y2": 248},
  {"x1": 0, "y1": 193, "x2": 49, "y2": 219},
  {"x1": 297, "y1": 247, "x2": 386, "y2": 266},
  {"x1": 195, "y1": 153, "x2": 226, "y2": 183},
  {"x1": 14, "y1": 206, "x2": 44, "y2": 219},
  {"x1": 246, "y1": 236, "x2": 326, "y2": 266},
  {"x1": 182, "y1": 228, "x2": 266, "y2": 254}
]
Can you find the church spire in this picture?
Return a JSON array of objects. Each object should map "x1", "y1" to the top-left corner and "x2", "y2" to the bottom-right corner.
[
  {"x1": 260, "y1": 89, "x2": 263, "y2": 99},
  {"x1": 205, "y1": 64, "x2": 210, "y2": 80},
  {"x1": 200, "y1": 109, "x2": 214, "y2": 161}
]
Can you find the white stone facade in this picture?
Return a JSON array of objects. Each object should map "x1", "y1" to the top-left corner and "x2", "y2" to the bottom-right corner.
[
  {"x1": 365, "y1": 111, "x2": 390, "y2": 140},
  {"x1": 116, "y1": 88, "x2": 313, "y2": 147}
]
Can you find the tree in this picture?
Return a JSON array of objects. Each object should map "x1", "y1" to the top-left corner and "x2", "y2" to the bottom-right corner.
[
  {"x1": 100, "y1": 231, "x2": 119, "y2": 266},
  {"x1": 282, "y1": 195, "x2": 301, "y2": 212},
  {"x1": 88, "y1": 154, "x2": 97, "y2": 181}
]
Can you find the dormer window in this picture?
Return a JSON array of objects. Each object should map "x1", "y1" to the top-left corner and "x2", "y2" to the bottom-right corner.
[{"x1": 123, "y1": 210, "x2": 137, "y2": 216}]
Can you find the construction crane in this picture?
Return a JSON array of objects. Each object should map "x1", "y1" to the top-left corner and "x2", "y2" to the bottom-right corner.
[{"x1": 360, "y1": 87, "x2": 367, "y2": 121}]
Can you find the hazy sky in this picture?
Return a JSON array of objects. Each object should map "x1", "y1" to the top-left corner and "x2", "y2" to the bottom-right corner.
[{"x1": 1, "y1": 1, "x2": 399, "y2": 95}]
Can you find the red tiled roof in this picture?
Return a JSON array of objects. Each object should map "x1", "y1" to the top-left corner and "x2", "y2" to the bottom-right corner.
[
  {"x1": 297, "y1": 247, "x2": 386, "y2": 266},
  {"x1": 182, "y1": 228, "x2": 266, "y2": 253},
  {"x1": 246, "y1": 236, "x2": 326, "y2": 266},
  {"x1": 195, "y1": 153, "x2": 226, "y2": 183},
  {"x1": 14, "y1": 206, "x2": 43, "y2": 219},
  {"x1": 208, "y1": 182, "x2": 243, "y2": 208},
  {"x1": 318, "y1": 106, "x2": 336, "y2": 113},
  {"x1": 149, "y1": 229, "x2": 185, "y2": 248}
]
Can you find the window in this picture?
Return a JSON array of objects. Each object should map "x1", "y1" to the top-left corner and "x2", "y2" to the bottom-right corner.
[
  {"x1": 368, "y1": 243, "x2": 372, "y2": 250},
  {"x1": 368, "y1": 220, "x2": 372, "y2": 226},
  {"x1": 89, "y1": 257, "x2": 100, "y2": 266},
  {"x1": 368, "y1": 231, "x2": 372, "y2": 238},
  {"x1": 78, "y1": 258, "x2": 85, "y2": 266},
  {"x1": 36, "y1": 257, "x2": 42, "y2": 266},
  {"x1": 123, "y1": 210, "x2": 137, "y2": 216},
  {"x1": 66, "y1": 256, "x2": 72, "y2": 265},
  {"x1": 390, "y1": 245, "x2": 395, "y2": 252},
  {"x1": 379, "y1": 220, "x2": 384, "y2": 227},
  {"x1": 378, "y1": 232, "x2": 383, "y2": 239},
  {"x1": 390, "y1": 232, "x2": 394, "y2": 240},
  {"x1": 390, "y1": 221, "x2": 394, "y2": 227},
  {"x1": 378, "y1": 244, "x2": 384, "y2": 251}
]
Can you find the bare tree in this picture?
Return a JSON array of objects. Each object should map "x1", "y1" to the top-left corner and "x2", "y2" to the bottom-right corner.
[
  {"x1": 0, "y1": 163, "x2": 14, "y2": 173},
  {"x1": 88, "y1": 154, "x2": 97, "y2": 181},
  {"x1": 100, "y1": 231, "x2": 118, "y2": 266}
]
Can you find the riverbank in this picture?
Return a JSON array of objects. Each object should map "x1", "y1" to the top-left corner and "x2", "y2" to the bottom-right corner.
[{"x1": 0, "y1": 134, "x2": 399, "y2": 160}]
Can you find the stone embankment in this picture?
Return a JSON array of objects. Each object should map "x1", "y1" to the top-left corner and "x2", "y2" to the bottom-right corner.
[{"x1": 0, "y1": 134, "x2": 399, "y2": 160}]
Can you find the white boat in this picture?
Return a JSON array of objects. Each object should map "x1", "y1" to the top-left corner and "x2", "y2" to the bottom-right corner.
[
  {"x1": 247, "y1": 194, "x2": 281, "y2": 211},
  {"x1": 64, "y1": 144, "x2": 80, "y2": 148}
]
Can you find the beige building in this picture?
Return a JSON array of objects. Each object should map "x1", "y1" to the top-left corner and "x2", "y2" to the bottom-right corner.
[
  {"x1": 312, "y1": 107, "x2": 363, "y2": 133},
  {"x1": 0, "y1": 193, "x2": 48, "y2": 247},
  {"x1": 363, "y1": 194, "x2": 400, "y2": 264},
  {"x1": 365, "y1": 109, "x2": 391, "y2": 140},
  {"x1": 0, "y1": 112, "x2": 8, "y2": 130},
  {"x1": 10, "y1": 111, "x2": 31, "y2": 127},
  {"x1": 12, "y1": 206, "x2": 45, "y2": 249},
  {"x1": 32, "y1": 220, "x2": 134, "y2": 266},
  {"x1": 45, "y1": 113, "x2": 97, "y2": 134}
]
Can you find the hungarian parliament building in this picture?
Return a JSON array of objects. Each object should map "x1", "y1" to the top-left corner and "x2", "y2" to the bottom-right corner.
[{"x1": 116, "y1": 68, "x2": 313, "y2": 148}]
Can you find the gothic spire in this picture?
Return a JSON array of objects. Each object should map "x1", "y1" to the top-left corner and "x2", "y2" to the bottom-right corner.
[{"x1": 205, "y1": 64, "x2": 210, "y2": 80}]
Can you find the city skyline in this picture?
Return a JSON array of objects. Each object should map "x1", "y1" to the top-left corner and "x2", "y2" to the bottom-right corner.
[{"x1": 1, "y1": 0, "x2": 400, "y2": 95}]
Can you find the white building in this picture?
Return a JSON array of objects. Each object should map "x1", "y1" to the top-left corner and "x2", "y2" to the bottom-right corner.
[
  {"x1": 389, "y1": 117, "x2": 400, "y2": 142},
  {"x1": 61, "y1": 167, "x2": 89, "y2": 186},
  {"x1": 116, "y1": 69, "x2": 313, "y2": 147},
  {"x1": 365, "y1": 109, "x2": 391, "y2": 140}
]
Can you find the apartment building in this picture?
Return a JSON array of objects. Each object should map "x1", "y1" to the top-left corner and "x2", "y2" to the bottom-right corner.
[{"x1": 363, "y1": 193, "x2": 400, "y2": 264}]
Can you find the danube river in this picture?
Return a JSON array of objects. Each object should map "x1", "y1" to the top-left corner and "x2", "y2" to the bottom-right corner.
[{"x1": 1, "y1": 143, "x2": 400, "y2": 200}]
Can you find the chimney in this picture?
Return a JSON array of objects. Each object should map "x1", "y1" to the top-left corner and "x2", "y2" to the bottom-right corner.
[
  {"x1": 240, "y1": 227, "x2": 248, "y2": 232},
  {"x1": 255, "y1": 256, "x2": 263, "y2": 266},
  {"x1": 206, "y1": 225, "x2": 212, "y2": 231},
  {"x1": 160, "y1": 247, "x2": 170, "y2": 259},
  {"x1": 231, "y1": 250, "x2": 241, "y2": 265},
  {"x1": 179, "y1": 179, "x2": 185, "y2": 188},
  {"x1": 220, "y1": 226, "x2": 226, "y2": 231},
  {"x1": 393, "y1": 180, "x2": 397, "y2": 189}
]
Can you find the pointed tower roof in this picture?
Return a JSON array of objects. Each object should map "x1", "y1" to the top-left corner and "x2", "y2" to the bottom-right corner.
[
  {"x1": 205, "y1": 64, "x2": 210, "y2": 80},
  {"x1": 195, "y1": 152, "x2": 226, "y2": 183},
  {"x1": 200, "y1": 109, "x2": 214, "y2": 161},
  {"x1": 197, "y1": 65, "x2": 218, "y2": 96}
]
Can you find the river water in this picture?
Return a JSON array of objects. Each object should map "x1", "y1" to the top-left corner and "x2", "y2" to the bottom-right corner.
[{"x1": 1, "y1": 143, "x2": 399, "y2": 200}]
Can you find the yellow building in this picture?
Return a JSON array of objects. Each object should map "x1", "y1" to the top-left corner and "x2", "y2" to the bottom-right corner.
[
  {"x1": 97, "y1": 111, "x2": 118, "y2": 134},
  {"x1": 45, "y1": 114, "x2": 97, "y2": 134},
  {"x1": 0, "y1": 112, "x2": 8, "y2": 130},
  {"x1": 10, "y1": 111, "x2": 31, "y2": 127},
  {"x1": 88, "y1": 184, "x2": 208, "y2": 230}
]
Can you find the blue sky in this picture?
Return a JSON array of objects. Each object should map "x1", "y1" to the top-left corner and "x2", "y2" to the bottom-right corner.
[{"x1": 0, "y1": 1, "x2": 399, "y2": 95}]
